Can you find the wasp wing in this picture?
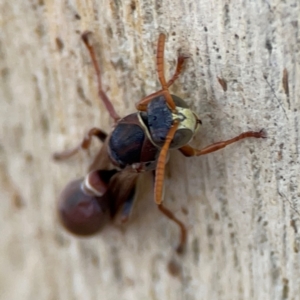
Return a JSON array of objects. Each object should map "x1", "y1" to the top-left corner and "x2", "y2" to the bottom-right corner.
[
  {"x1": 87, "y1": 135, "x2": 114, "y2": 172},
  {"x1": 107, "y1": 169, "x2": 139, "y2": 221}
]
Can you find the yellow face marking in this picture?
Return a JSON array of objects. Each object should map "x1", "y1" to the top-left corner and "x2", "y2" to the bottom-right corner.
[{"x1": 172, "y1": 107, "x2": 200, "y2": 133}]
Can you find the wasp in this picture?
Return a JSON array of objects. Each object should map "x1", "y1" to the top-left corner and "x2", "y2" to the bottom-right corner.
[{"x1": 54, "y1": 32, "x2": 266, "y2": 254}]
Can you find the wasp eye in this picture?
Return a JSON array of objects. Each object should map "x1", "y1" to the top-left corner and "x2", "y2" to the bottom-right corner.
[{"x1": 58, "y1": 179, "x2": 110, "y2": 236}]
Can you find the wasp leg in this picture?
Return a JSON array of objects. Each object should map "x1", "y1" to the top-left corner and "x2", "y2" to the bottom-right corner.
[
  {"x1": 53, "y1": 127, "x2": 107, "y2": 161},
  {"x1": 82, "y1": 31, "x2": 120, "y2": 123},
  {"x1": 158, "y1": 204, "x2": 187, "y2": 254},
  {"x1": 136, "y1": 34, "x2": 187, "y2": 112},
  {"x1": 152, "y1": 170, "x2": 187, "y2": 254},
  {"x1": 179, "y1": 129, "x2": 266, "y2": 157}
]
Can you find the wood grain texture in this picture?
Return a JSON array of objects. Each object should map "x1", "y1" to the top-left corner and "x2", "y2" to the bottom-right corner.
[{"x1": 1, "y1": 0, "x2": 299, "y2": 299}]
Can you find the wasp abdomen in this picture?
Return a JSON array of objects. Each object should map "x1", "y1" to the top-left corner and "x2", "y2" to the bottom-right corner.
[{"x1": 58, "y1": 179, "x2": 110, "y2": 236}]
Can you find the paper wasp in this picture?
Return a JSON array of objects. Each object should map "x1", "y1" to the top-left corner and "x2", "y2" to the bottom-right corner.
[{"x1": 54, "y1": 32, "x2": 265, "y2": 254}]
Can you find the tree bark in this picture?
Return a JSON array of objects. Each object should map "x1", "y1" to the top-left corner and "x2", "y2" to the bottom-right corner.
[{"x1": 1, "y1": 0, "x2": 299, "y2": 299}]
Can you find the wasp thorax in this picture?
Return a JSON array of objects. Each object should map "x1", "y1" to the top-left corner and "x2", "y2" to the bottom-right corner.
[{"x1": 147, "y1": 95, "x2": 201, "y2": 149}]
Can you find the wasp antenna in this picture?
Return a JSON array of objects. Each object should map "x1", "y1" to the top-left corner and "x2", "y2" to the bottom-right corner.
[
  {"x1": 135, "y1": 35, "x2": 187, "y2": 112},
  {"x1": 154, "y1": 121, "x2": 179, "y2": 204},
  {"x1": 156, "y1": 33, "x2": 176, "y2": 111}
]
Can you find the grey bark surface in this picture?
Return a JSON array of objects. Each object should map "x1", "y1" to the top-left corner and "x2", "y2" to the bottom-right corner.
[{"x1": 1, "y1": 0, "x2": 299, "y2": 299}]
